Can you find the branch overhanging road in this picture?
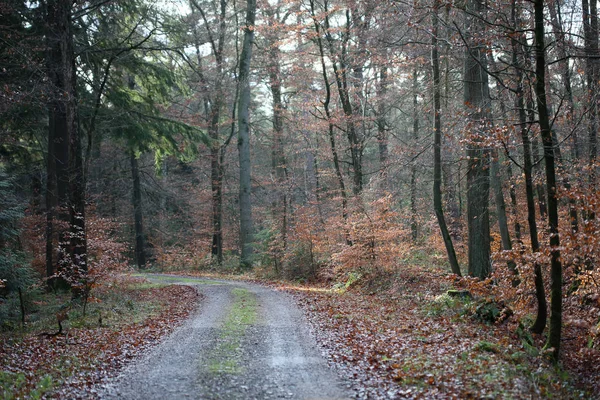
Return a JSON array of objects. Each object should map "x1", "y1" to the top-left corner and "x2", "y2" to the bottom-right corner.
[{"x1": 100, "y1": 274, "x2": 351, "y2": 399}]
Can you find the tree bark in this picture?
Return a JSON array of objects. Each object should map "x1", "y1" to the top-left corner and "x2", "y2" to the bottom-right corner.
[
  {"x1": 377, "y1": 66, "x2": 389, "y2": 192},
  {"x1": 45, "y1": 0, "x2": 87, "y2": 287},
  {"x1": 433, "y1": 1, "x2": 461, "y2": 276},
  {"x1": 190, "y1": 0, "x2": 228, "y2": 264},
  {"x1": 45, "y1": 107, "x2": 57, "y2": 282},
  {"x1": 130, "y1": 151, "x2": 146, "y2": 269},
  {"x1": 411, "y1": 69, "x2": 419, "y2": 243},
  {"x1": 583, "y1": 0, "x2": 599, "y2": 166},
  {"x1": 267, "y1": 9, "x2": 288, "y2": 249},
  {"x1": 237, "y1": 0, "x2": 256, "y2": 268},
  {"x1": 490, "y1": 150, "x2": 515, "y2": 267},
  {"x1": 534, "y1": 0, "x2": 563, "y2": 360},
  {"x1": 510, "y1": 0, "x2": 546, "y2": 330},
  {"x1": 464, "y1": 0, "x2": 491, "y2": 279}
]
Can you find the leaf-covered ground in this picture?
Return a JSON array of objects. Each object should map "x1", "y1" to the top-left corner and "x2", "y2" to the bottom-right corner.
[
  {"x1": 2, "y1": 268, "x2": 597, "y2": 399},
  {"x1": 0, "y1": 279, "x2": 199, "y2": 399},
  {"x1": 282, "y1": 267, "x2": 595, "y2": 399}
]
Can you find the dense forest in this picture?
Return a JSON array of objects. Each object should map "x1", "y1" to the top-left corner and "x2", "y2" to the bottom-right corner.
[{"x1": 2, "y1": 0, "x2": 600, "y2": 396}]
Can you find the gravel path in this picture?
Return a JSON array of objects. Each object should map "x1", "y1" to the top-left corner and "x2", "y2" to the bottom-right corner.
[{"x1": 100, "y1": 275, "x2": 351, "y2": 399}]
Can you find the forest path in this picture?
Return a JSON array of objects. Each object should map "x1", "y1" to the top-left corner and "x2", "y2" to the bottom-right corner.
[{"x1": 100, "y1": 274, "x2": 351, "y2": 399}]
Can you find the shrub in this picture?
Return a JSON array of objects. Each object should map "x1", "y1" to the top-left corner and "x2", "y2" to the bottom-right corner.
[{"x1": 0, "y1": 167, "x2": 39, "y2": 328}]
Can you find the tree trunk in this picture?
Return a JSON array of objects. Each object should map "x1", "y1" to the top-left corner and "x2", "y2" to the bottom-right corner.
[
  {"x1": 511, "y1": 0, "x2": 546, "y2": 331},
  {"x1": 69, "y1": 91, "x2": 87, "y2": 276},
  {"x1": 324, "y1": 7, "x2": 362, "y2": 195},
  {"x1": 433, "y1": 1, "x2": 461, "y2": 276},
  {"x1": 310, "y1": 0, "x2": 349, "y2": 227},
  {"x1": 527, "y1": 93, "x2": 548, "y2": 219},
  {"x1": 46, "y1": 0, "x2": 86, "y2": 287},
  {"x1": 377, "y1": 66, "x2": 389, "y2": 192},
  {"x1": 130, "y1": 152, "x2": 146, "y2": 269},
  {"x1": 534, "y1": 0, "x2": 563, "y2": 360},
  {"x1": 267, "y1": 18, "x2": 288, "y2": 249},
  {"x1": 237, "y1": 0, "x2": 256, "y2": 268},
  {"x1": 464, "y1": 0, "x2": 491, "y2": 279},
  {"x1": 45, "y1": 109, "x2": 57, "y2": 282},
  {"x1": 411, "y1": 70, "x2": 418, "y2": 243},
  {"x1": 583, "y1": 0, "x2": 599, "y2": 166},
  {"x1": 490, "y1": 149, "x2": 515, "y2": 271},
  {"x1": 549, "y1": 0, "x2": 579, "y2": 160}
]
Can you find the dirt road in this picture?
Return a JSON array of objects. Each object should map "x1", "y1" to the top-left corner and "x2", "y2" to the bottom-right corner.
[{"x1": 100, "y1": 275, "x2": 351, "y2": 399}]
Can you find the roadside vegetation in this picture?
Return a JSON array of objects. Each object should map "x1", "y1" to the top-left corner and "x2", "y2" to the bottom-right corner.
[{"x1": 0, "y1": 276, "x2": 198, "y2": 399}]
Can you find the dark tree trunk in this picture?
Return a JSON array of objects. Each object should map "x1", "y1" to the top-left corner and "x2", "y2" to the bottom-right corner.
[
  {"x1": 464, "y1": 0, "x2": 491, "y2": 279},
  {"x1": 433, "y1": 1, "x2": 461, "y2": 276},
  {"x1": 411, "y1": 70, "x2": 418, "y2": 243},
  {"x1": 534, "y1": 0, "x2": 563, "y2": 360},
  {"x1": 130, "y1": 152, "x2": 146, "y2": 269},
  {"x1": 45, "y1": 0, "x2": 86, "y2": 286},
  {"x1": 510, "y1": 0, "x2": 546, "y2": 331},
  {"x1": 45, "y1": 111, "x2": 57, "y2": 281},
  {"x1": 528, "y1": 95, "x2": 548, "y2": 219},
  {"x1": 583, "y1": 0, "x2": 599, "y2": 166},
  {"x1": 189, "y1": 0, "x2": 228, "y2": 265},
  {"x1": 69, "y1": 93, "x2": 87, "y2": 276},
  {"x1": 237, "y1": 0, "x2": 256, "y2": 268}
]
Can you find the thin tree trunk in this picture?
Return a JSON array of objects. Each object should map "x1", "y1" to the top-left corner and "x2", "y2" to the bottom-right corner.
[
  {"x1": 324, "y1": 7, "x2": 362, "y2": 195},
  {"x1": 237, "y1": 0, "x2": 256, "y2": 268},
  {"x1": 583, "y1": 0, "x2": 598, "y2": 221},
  {"x1": 490, "y1": 150, "x2": 515, "y2": 269},
  {"x1": 549, "y1": 0, "x2": 579, "y2": 159},
  {"x1": 492, "y1": 46, "x2": 522, "y2": 244},
  {"x1": 310, "y1": 0, "x2": 349, "y2": 226},
  {"x1": 190, "y1": 0, "x2": 228, "y2": 264},
  {"x1": 69, "y1": 67, "x2": 86, "y2": 277},
  {"x1": 526, "y1": 95, "x2": 549, "y2": 219},
  {"x1": 311, "y1": 142, "x2": 325, "y2": 225},
  {"x1": 377, "y1": 66, "x2": 389, "y2": 191},
  {"x1": 511, "y1": 0, "x2": 546, "y2": 332},
  {"x1": 45, "y1": 108, "x2": 56, "y2": 283},
  {"x1": 534, "y1": 0, "x2": 563, "y2": 360},
  {"x1": 130, "y1": 152, "x2": 146, "y2": 269},
  {"x1": 583, "y1": 0, "x2": 599, "y2": 166},
  {"x1": 411, "y1": 70, "x2": 419, "y2": 243},
  {"x1": 433, "y1": 1, "x2": 461, "y2": 276}
]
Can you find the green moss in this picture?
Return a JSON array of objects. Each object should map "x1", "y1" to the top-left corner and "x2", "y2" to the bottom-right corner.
[
  {"x1": 205, "y1": 288, "x2": 259, "y2": 374},
  {"x1": 0, "y1": 371, "x2": 53, "y2": 400},
  {"x1": 0, "y1": 371, "x2": 26, "y2": 399},
  {"x1": 475, "y1": 340, "x2": 501, "y2": 354}
]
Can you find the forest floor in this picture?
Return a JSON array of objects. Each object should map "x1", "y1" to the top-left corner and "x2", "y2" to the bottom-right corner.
[
  {"x1": 1, "y1": 267, "x2": 597, "y2": 399},
  {"x1": 0, "y1": 276, "x2": 199, "y2": 399},
  {"x1": 284, "y1": 268, "x2": 594, "y2": 399}
]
